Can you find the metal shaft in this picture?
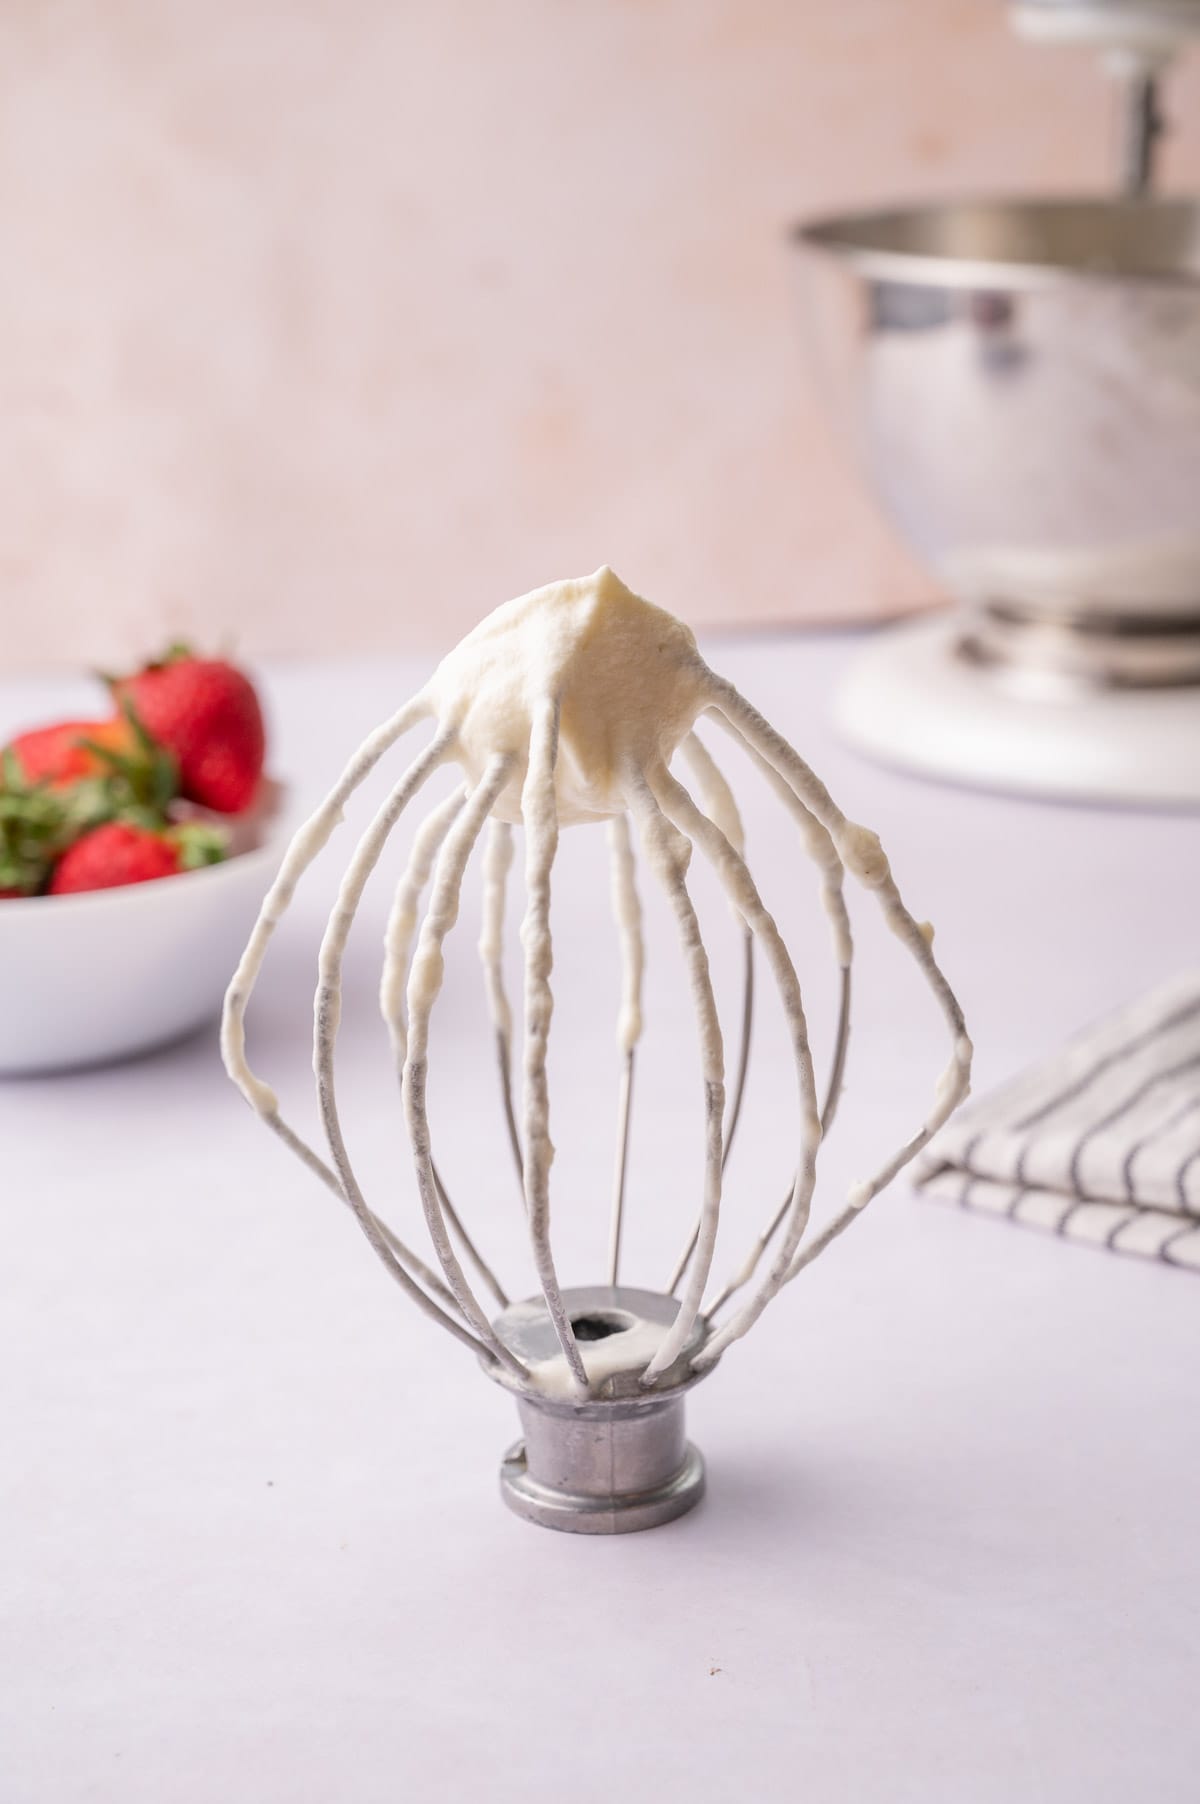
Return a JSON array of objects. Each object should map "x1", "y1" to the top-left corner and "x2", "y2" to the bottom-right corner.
[
  {"x1": 1120, "y1": 65, "x2": 1164, "y2": 195},
  {"x1": 606, "y1": 1049, "x2": 636, "y2": 1285}
]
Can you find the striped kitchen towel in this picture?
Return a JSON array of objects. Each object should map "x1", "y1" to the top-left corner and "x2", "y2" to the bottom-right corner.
[{"x1": 916, "y1": 972, "x2": 1200, "y2": 1271}]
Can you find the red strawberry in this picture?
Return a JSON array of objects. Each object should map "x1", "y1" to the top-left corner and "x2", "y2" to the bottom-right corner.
[
  {"x1": 47, "y1": 820, "x2": 227, "y2": 896},
  {"x1": 111, "y1": 647, "x2": 265, "y2": 814},
  {"x1": 8, "y1": 718, "x2": 134, "y2": 788},
  {"x1": 1, "y1": 748, "x2": 118, "y2": 896}
]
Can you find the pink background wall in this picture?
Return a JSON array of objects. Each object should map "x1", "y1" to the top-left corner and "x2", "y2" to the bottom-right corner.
[{"x1": 3, "y1": 0, "x2": 1198, "y2": 672}]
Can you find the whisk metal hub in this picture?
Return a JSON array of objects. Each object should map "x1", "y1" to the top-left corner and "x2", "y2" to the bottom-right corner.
[
  {"x1": 491, "y1": 1285, "x2": 711, "y2": 1534},
  {"x1": 499, "y1": 1402, "x2": 706, "y2": 1535}
]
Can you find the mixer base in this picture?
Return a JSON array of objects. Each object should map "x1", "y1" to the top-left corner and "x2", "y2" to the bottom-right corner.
[{"x1": 835, "y1": 613, "x2": 1200, "y2": 808}]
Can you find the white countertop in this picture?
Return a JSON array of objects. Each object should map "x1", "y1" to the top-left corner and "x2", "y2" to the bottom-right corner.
[{"x1": 3, "y1": 634, "x2": 1198, "y2": 1804}]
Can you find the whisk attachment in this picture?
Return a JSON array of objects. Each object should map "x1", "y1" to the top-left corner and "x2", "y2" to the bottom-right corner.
[{"x1": 223, "y1": 569, "x2": 970, "y2": 1531}]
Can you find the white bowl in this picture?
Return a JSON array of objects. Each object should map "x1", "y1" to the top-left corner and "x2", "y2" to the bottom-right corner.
[{"x1": 0, "y1": 816, "x2": 287, "y2": 1076}]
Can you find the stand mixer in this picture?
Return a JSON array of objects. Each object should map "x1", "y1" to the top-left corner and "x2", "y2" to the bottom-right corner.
[{"x1": 794, "y1": 0, "x2": 1200, "y2": 807}]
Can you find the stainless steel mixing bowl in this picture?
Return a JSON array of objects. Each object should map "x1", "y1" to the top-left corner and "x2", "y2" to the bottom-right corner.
[{"x1": 792, "y1": 198, "x2": 1200, "y2": 685}]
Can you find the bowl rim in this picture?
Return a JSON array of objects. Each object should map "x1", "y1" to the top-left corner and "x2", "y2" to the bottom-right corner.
[
  {"x1": 0, "y1": 805, "x2": 290, "y2": 917},
  {"x1": 791, "y1": 193, "x2": 1200, "y2": 292}
]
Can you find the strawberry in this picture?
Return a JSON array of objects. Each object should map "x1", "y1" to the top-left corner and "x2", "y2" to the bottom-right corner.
[
  {"x1": 7, "y1": 705, "x2": 179, "y2": 807},
  {"x1": 47, "y1": 819, "x2": 227, "y2": 896},
  {"x1": 9, "y1": 718, "x2": 132, "y2": 788},
  {"x1": 0, "y1": 750, "x2": 116, "y2": 896},
  {"x1": 110, "y1": 646, "x2": 265, "y2": 814}
]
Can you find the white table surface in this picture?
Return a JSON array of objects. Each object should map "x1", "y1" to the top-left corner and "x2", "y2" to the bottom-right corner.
[{"x1": 3, "y1": 633, "x2": 1198, "y2": 1804}]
